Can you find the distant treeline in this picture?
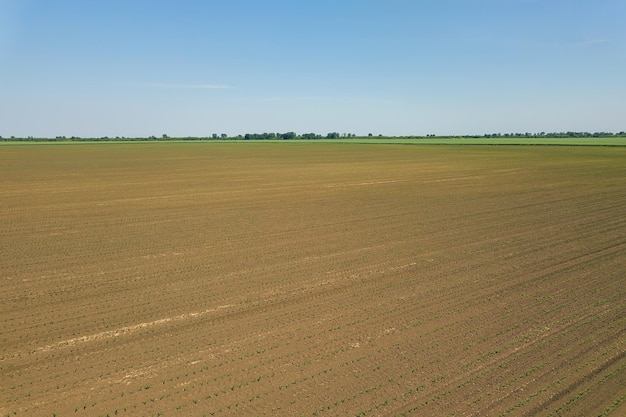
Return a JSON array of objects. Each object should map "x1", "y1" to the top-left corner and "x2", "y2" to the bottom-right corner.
[
  {"x1": 0, "y1": 132, "x2": 352, "y2": 141},
  {"x1": 1, "y1": 131, "x2": 625, "y2": 142},
  {"x1": 457, "y1": 131, "x2": 626, "y2": 138}
]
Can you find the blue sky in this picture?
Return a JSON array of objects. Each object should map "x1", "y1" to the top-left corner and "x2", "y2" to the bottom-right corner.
[{"x1": 1, "y1": 0, "x2": 624, "y2": 137}]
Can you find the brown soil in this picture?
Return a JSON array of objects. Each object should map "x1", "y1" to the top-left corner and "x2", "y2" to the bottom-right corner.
[{"x1": 1, "y1": 143, "x2": 625, "y2": 416}]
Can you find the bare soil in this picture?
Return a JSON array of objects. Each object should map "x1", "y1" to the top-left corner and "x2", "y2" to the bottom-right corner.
[{"x1": 1, "y1": 143, "x2": 625, "y2": 416}]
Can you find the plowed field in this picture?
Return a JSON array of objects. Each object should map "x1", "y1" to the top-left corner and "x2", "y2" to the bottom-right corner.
[{"x1": 1, "y1": 143, "x2": 625, "y2": 416}]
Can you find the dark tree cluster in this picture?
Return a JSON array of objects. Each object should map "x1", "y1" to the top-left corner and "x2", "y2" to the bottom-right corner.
[{"x1": 241, "y1": 132, "x2": 355, "y2": 140}]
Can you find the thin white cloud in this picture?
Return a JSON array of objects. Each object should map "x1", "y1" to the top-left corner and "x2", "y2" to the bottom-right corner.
[
  {"x1": 573, "y1": 39, "x2": 609, "y2": 47},
  {"x1": 148, "y1": 83, "x2": 229, "y2": 89}
]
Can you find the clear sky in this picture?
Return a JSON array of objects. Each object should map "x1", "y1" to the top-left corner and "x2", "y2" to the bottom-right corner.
[{"x1": 1, "y1": 0, "x2": 624, "y2": 137}]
